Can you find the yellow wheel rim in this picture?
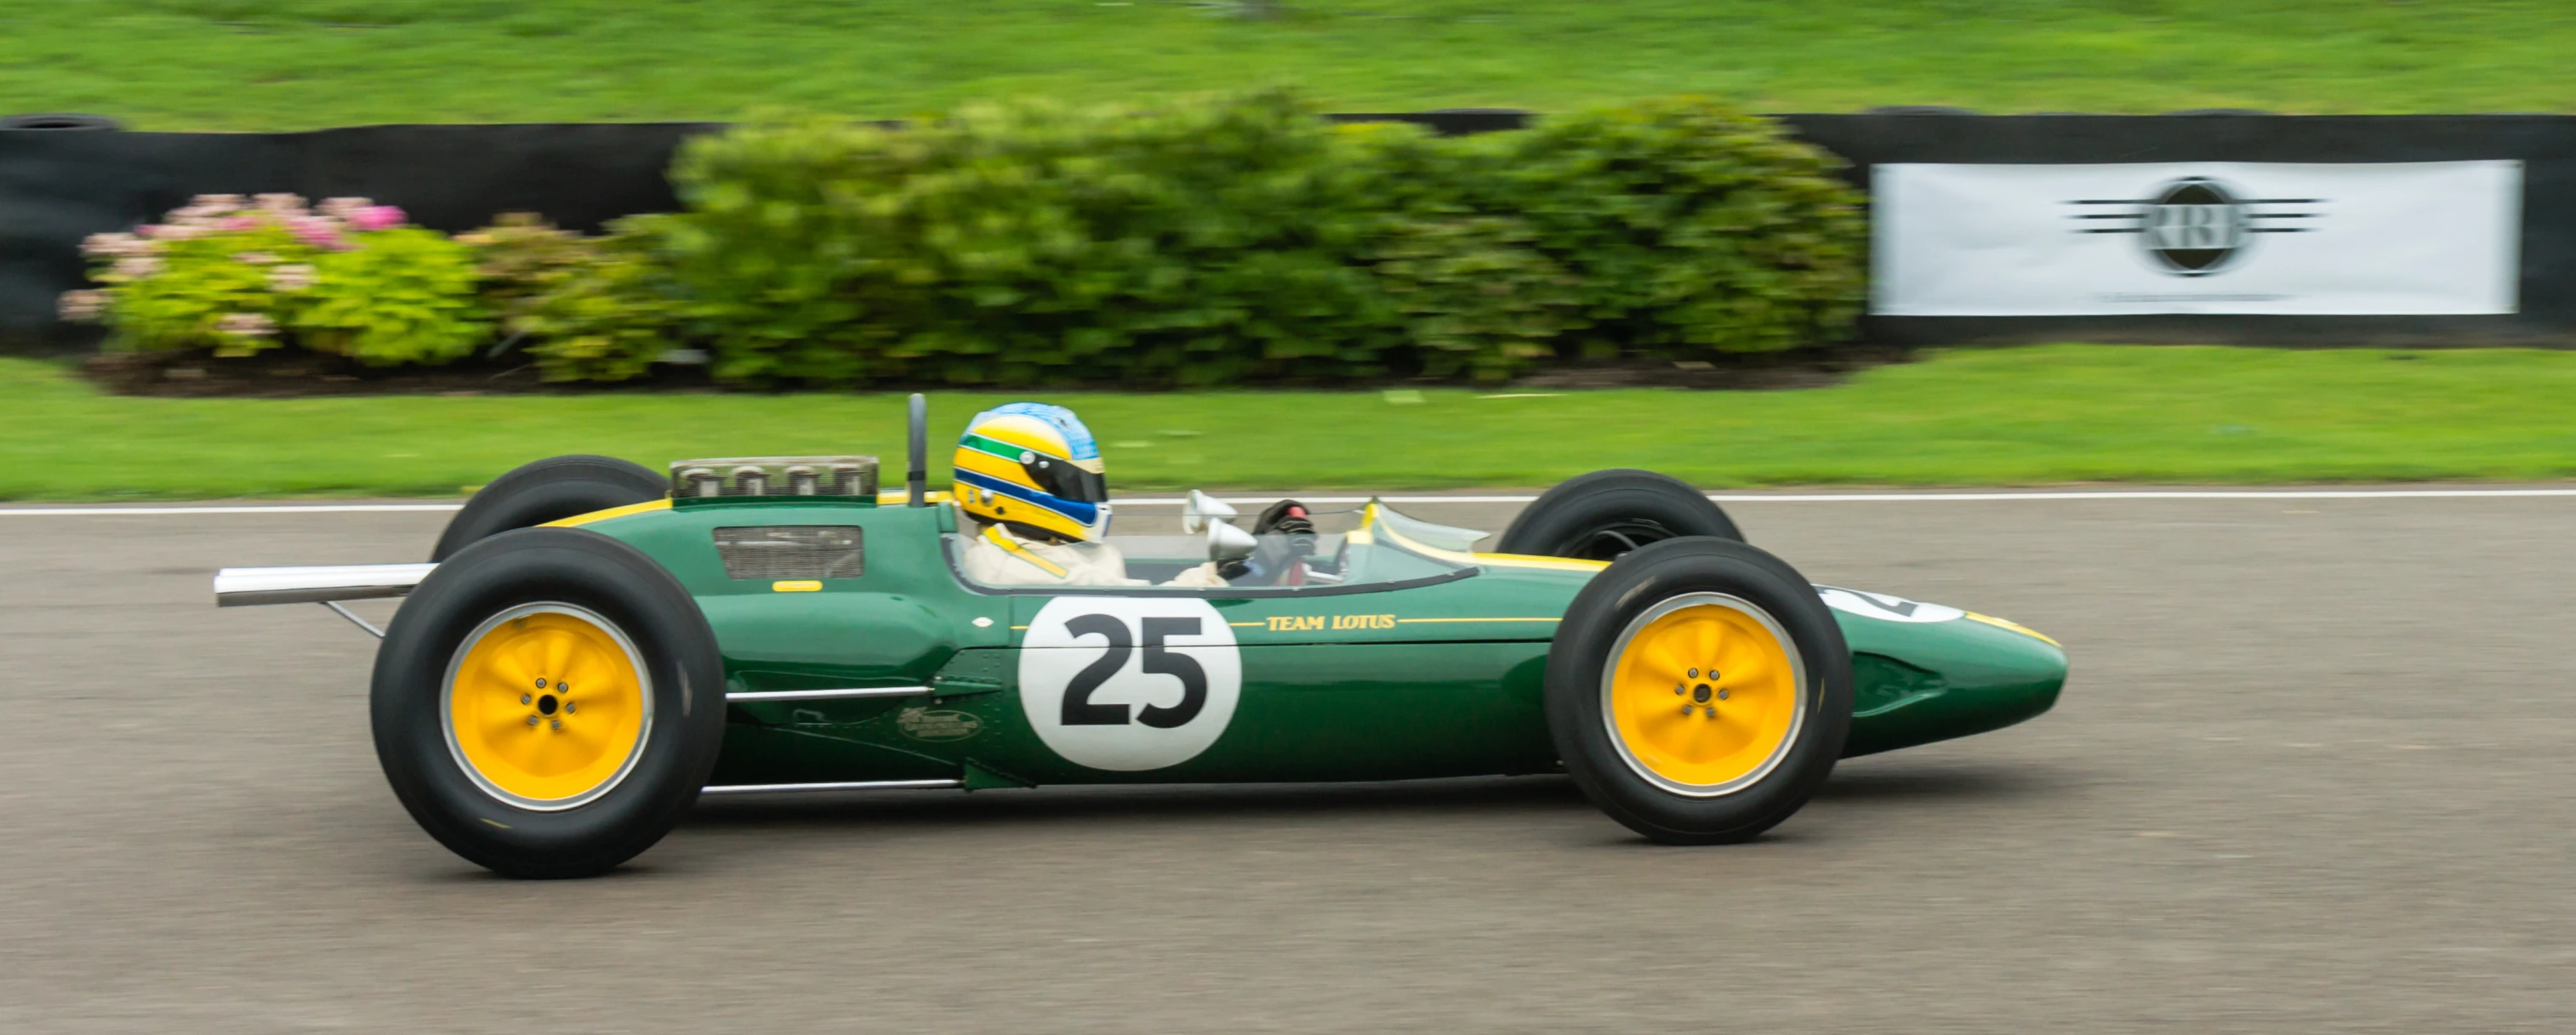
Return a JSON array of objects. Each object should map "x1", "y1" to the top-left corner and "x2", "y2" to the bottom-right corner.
[
  {"x1": 442, "y1": 603, "x2": 652, "y2": 810},
  {"x1": 1601, "y1": 593, "x2": 1807, "y2": 797}
]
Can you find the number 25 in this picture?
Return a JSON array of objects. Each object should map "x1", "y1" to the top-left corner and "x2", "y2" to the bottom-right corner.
[{"x1": 1061, "y1": 614, "x2": 1208, "y2": 728}]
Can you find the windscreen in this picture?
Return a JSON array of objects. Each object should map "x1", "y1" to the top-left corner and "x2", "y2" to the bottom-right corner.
[{"x1": 950, "y1": 500, "x2": 1487, "y2": 591}]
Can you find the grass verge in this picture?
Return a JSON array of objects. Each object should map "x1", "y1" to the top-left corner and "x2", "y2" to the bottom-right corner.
[
  {"x1": 7, "y1": 1, "x2": 2572, "y2": 130},
  {"x1": 8, "y1": 345, "x2": 2576, "y2": 501}
]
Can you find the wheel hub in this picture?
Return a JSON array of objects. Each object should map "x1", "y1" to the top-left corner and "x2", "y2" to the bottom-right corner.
[
  {"x1": 1602, "y1": 594, "x2": 1806, "y2": 796},
  {"x1": 440, "y1": 603, "x2": 653, "y2": 810}
]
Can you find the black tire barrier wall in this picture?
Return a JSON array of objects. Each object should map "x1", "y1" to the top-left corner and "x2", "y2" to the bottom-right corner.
[{"x1": 6, "y1": 112, "x2": 2571, "y2": 353}]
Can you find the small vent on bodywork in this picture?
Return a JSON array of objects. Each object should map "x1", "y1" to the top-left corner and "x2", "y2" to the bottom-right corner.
[{"x1": 713, "y1": 526, "x2": 864, "y2": 581}]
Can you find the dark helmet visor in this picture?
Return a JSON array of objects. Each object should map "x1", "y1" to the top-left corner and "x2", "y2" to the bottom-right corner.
[{"x1": 1023, "y1": 457, "x2": 1108, "y2": 503}]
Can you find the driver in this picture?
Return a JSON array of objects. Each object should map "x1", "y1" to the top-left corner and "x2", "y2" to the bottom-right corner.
[{"x1": 953, "y1": 402, "x2": 1225, "y2": 588}]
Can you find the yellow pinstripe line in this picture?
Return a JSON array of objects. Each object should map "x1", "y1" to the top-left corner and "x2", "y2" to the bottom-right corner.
[
  {"x1": 1394, "y1": 617, "x2": 1562, "y2": 623},
  {"x1": 540, "y1": 498, "x2": 671, "y2": 528}
]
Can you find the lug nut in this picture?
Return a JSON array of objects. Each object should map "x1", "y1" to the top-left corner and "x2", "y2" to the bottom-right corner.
[
  {"x1": 565, "y1": 702, "x2": 576, "y2": 714},
  {"x1": 1718, "y1": 689, "x2": 1728, "y2": 700},
  {"x1": 525, "y1": 716, "x2": 539, "y2": 726},
  {"x1": 521, "y1": 694, "x2": 532, "y2": 704},
  {"x1": 550, "y1": 719, "x2": 562, "y2": 730},
  {"x1": 535, "y1": 678, "x2": 547, "y2": 689}
]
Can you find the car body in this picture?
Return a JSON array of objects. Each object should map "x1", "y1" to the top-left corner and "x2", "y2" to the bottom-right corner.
[
  {"x1": 214, "y1": 444, "x2": 2067, "y2": 876},
  {"x1": 249, "y1": 494, "x2": 2062, "y2": 790}
]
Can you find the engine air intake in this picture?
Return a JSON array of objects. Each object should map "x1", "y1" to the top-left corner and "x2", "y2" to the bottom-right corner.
[{"x1": 670, "y1": 456, "x2": 878, "y2": 499}]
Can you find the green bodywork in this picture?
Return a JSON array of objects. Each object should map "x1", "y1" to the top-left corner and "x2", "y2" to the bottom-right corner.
[{"x1": 574, "y1": 498, "x2": 2066, "y2": 788}]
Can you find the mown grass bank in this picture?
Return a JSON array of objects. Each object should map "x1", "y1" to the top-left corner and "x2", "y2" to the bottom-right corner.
[
  {"x1": 8, "y1": 1, "x2": 2572, "y2": 130},
  {"x1": 9, "y1": 345, "x2": 2576, "y2": 500}
]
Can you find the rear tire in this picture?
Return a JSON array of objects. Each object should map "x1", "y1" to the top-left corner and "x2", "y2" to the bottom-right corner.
[
  {"x1": 373, "y1": 527, "x2": 725, "y2": 879},
  {"x1": 430, "y1": 455, "x2": 664, "y2": 561},
  {"x1": 1544, "y1": 537, "x2": 1850, "y2": 844},
  {"x1": 1497, "y1": 469, "x2": 1741, "y2": 561}
]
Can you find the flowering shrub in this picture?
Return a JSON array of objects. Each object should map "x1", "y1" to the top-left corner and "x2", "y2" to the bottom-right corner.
[
  {"x1": 464, "y1": 214, "x2": 687, "y2": 382},
  {"x1": 63, "y1": 194, "x2": 489, "y2": 364},
  {"x1": 56, "y1": 94, "x2": 1863, "y2": 386}
]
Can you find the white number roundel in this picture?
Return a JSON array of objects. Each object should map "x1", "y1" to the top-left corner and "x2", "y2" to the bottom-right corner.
[
  {"x1": 1018, "y1": 596, "x2": 1242, "y2": 771},
  {"x1": 1816, "y1": 586, "x2": 1965, "y2": 624}
]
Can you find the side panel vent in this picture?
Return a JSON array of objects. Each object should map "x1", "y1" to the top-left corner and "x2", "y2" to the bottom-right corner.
[{"x1": 713, "y1": 526, "x2": 864, "y2": 581}]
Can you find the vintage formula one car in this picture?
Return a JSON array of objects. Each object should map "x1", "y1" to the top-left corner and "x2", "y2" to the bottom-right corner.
[{"x1": 214, "y1": 399, "x2": 2066, "y2": 879}]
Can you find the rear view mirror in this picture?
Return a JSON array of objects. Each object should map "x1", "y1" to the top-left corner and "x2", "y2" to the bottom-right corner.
[
  {"x1": 1182, "y1": 489, "x2": 1238, "y2": 534},
  {"x1": 1207, "y1": 520, "x2": 1257, "y2": 563}
]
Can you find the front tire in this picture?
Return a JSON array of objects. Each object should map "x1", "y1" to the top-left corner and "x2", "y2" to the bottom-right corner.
[
  {"x1": 430, "y1": 455, "x2": 665, "y2": 561},
  {"x1": 1497, "y1": 469, "x2": 1741, "y2": 561},
  {"x1": 373, "y1": 527, "x2": 725, "y2": 879},
  {"x1": 1544, "y1": 537, "x2": 1851, "y2": 844}
]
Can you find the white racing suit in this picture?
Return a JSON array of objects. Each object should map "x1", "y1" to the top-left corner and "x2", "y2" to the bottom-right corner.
[{"x1": 960, "y1": 522, "x2": 1228, "y2": 589}]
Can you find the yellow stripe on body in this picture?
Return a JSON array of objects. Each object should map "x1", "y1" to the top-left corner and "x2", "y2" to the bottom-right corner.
[
  {"x1": 1471, "y1": 553, "x2": 1610, "y2": 572},
  {"x1": 1964, "y1": 611, "x2": 2062, "y2": 647},
  {"x1": 541, "y1": 498, "x2": 672, "y2": 528},
  {"x1": 1364, "y1": 510, "x2": 1608, "y2": 573}
]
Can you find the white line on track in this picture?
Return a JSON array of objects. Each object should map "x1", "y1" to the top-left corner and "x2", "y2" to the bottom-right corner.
[
  {"x1": 5, "y1": 487, "x2": 2575, "y2": 517},
  {"x1": 1118, "y1": 490, "x2": 2576, "y2": 505},
  {"x1": 0, "y1": 503, "x2": 468, "y2": 516}
]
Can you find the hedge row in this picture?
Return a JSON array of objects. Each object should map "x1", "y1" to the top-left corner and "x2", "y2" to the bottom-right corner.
[{"x1": 67, "y1": 92, "x2": 1866, "y2": 385}]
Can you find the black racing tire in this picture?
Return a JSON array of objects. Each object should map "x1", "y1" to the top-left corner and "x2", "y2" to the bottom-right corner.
[
  {"x1": 373, "y1": 527, "x2": 725, "y2": 879},
  {"x1": 1543, "y1": 537, "x2": 1851, "y2": 844},
  {"x1": 430, "y1": 455, "x2": 666, "y2": 561},
  {"x1": 1496, "y1": 469, "x2": 1742, "y2": 561}
]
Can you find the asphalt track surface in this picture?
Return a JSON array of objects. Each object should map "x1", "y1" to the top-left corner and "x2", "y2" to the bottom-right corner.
[{"x1": 4, "y1": 491, "x2": 2570, "y2": 1032}]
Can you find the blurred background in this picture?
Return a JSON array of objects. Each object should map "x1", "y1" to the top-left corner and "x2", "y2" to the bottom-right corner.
[{"x1": 3, "y1": 3, "x2": 2573, "y2": 1032}]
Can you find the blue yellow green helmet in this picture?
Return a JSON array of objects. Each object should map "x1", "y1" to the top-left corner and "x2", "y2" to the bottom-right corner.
[{"x1": 953, "y1": 402, "x2": 1110, "y2": 542}]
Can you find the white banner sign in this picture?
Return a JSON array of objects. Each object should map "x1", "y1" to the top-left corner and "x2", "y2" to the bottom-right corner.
[{"x1": 1872, "y1": 161, "x2": 2522, "y2": 316}]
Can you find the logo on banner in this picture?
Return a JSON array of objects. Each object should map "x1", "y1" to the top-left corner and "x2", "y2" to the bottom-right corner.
[{"x1": 2066, "y1": 178, "x2": 2324, "y2": 276}]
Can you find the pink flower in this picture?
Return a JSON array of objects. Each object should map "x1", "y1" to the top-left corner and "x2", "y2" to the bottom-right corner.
[
  {"x1": 319, "y1": 196, "x2": 373, "y2": 219},
  {"x1": 234, "y1": 251, "x2": 281, "y2": 265},
  {"x1": 154, "y1": 223, "x2": 206, "y2": 242},
  {"x1": 215, "y1": 312, "x2": 277, "y2": 338},
  {"x1": 255, "y1": 192, "x2": 308, "y2": 213},
  {"x1": 57, "y1": 290, "x2": 107, "y2": 321},
  {"x1": 196, "y1": 194, "x2": 247, "y2": 210},
  {"x1": 221, "y1": 215, "x2": 264, "y2": 232},
  {"x1": 267, "y1": 264, "x2": 315, "y2": 291},
  {"x1": 286, "y1": 217, "x2": 348, "y2": 250},
  {"x1": 80, "y1": 232, "x2": 140, "y2": 258},
  {"x1": 112, "y1": 256, "x2": 162, "y2": 279},
  {"x1": 347, "y1": 205, "x2": 407, "y2": 232}
]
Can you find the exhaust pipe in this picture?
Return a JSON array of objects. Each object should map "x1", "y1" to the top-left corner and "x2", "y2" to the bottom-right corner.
[{"x1": 906, "y1": 393, "x2": 927, "y2": 507}]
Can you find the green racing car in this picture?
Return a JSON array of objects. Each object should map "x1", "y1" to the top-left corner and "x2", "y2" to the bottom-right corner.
[{"x1": 214, "y1": 398, "x2": 2066, "y2": 879}]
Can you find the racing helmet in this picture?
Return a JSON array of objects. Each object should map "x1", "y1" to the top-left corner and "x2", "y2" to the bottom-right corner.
[{"x1": 952, "y1": 402, "x2": 1110, "y2": 542}]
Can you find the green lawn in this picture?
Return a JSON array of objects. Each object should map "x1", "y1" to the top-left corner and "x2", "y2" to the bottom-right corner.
[
  {"x1": 5, "y1": 1, "x2": 2570, "y2": 130},
  {"x1": 9, "y1": 344, "x2": 2576, "y2": 500}
]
